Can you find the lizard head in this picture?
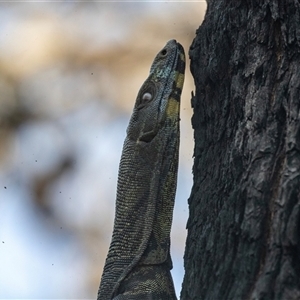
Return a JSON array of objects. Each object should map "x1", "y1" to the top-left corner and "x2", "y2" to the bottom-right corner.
[{"x1": 126, "y1": 40, "x2": 185, "y2": 144}]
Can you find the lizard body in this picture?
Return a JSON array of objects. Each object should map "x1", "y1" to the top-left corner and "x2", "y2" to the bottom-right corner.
[{"x1": 97, "y1": 40, "x2": 185, "y2": 300}]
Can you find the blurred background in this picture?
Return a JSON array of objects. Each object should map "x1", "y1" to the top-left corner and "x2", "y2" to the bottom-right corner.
[{"x1": 0, "y1": 2, "x2": 206, "y2": 299}]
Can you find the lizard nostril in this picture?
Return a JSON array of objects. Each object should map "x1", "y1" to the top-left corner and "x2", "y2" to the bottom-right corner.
[{"x1": 161, "y1": 49, "x2": 167, "y2": 56}]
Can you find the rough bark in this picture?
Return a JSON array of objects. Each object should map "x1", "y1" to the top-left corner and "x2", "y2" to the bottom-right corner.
[{"x1": 181, "y1": 1, "x2": 300, "y2": 299}]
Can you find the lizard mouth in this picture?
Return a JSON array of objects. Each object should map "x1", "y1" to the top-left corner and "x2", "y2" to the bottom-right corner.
[{"x1": 139, "y1": 130, "x2": 157, "y2": 143}]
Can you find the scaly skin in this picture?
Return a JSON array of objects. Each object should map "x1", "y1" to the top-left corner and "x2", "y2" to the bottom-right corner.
[{"x1": 97, "y1": 40, "x2": 185, "y2": 300}]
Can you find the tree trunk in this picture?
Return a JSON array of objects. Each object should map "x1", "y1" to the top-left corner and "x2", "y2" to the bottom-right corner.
[{"x1": 181, "y1": 1, "x2": 300, "y2": 299}]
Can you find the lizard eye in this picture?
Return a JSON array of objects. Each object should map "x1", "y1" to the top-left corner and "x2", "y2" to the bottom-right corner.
[
  {"x1": 142, "y1": 92, "x2": 152, "y2": 101},
  {"x1": 136, "y1": 81, "x2": 156, "y2": 110}
]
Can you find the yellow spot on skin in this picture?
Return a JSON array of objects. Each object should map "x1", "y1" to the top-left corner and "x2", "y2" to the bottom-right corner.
[
  {"x1": 176, "y1": 72, "x2": 185, "y2": 90},
  {"x1": 166, "y1": 98, "x2": 179, "y2": 118},
  {"x1": 180, "y1": 52, "x2": 185, "y2": 63}
]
